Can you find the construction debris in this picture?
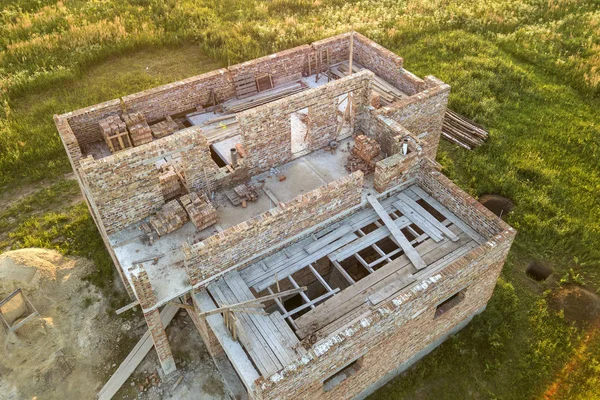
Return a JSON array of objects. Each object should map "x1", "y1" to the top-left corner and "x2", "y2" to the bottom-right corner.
[
  {"x1": 441, "y1": 109, "x2": 489, "y2": 150},
  {"x1": 180, "y1": 192, "x2": 219, "y2": 231},
  {"x1": 149, "y1": 200, "x2": 189, "y2": 237},
  {"x1": 234, "y1": 183, "x2": 259, "y2": 203},
  {"x1": 99, "y1": 115, "x2": 132, "y2": 153},
  {"x1": 352, "y1": 134, "x2": 380, "y2": 162},
  {"x1": 123, "y1": 112, "x2": 153, "y2": 146}
]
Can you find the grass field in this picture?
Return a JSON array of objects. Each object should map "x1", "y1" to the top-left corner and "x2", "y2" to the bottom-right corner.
[{"x1": 1, "y1": 0, "x2": 599, "y2": 398}]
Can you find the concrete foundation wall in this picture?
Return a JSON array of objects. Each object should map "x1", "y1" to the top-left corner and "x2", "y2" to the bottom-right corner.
[{"x1": 184, "y1": 171, "x2": 364, "y2": 285}]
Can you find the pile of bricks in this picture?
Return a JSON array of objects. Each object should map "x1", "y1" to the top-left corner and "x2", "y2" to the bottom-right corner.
[
  {"x1": 352, "y1": 134, "x2": 380, "y2": 161},
  {"x1": 234, "y1": 184, "x2": 259, "y2": 202},
  {"x1": 149, "y1": 200, "x2": 189, "y2": 237},
  {"x1": 346, "y1": 134, "x2": 382, "y2": 175},
  {"x1": 150, "y1": 116, "x2": 180, "y2": 139},
  {"x1": 99, "y1": 115, "x2": 132, "y2": 153},
  {"x1": 158, "y1": 164, "x2": 183, "y2": 200},
  {"x1": 180, "y1": 192, "x2": 218, "y2": 230},
  {"x1": 123, "y1": 112, "x2": 153, "y2": 146}
]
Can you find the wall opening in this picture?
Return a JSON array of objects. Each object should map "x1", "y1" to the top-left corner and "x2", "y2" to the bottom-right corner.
[
  {"x1": 434, "y1": 290, "x2": 466, "y2": 318},
  {"x1": 291, "y1": 107, "x2": 309, "y2": 154},
  {"x1": 323, "y1": 356, "x2": 364, "y2": 392}
]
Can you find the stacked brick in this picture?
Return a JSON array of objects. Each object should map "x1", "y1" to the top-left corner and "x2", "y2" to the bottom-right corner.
[
  {"x1": 150, "y1": 116, "x2": 179, "y2": 139},
  {"x1": 149, "y1": 199, "x2": 189, "y2": 237},
  {"x1": 99, "y1": 115, "x2": 132, "y2": 153},
  {"x1": 159, "y1": 164, "x2": 183, "y2": 200},
  {"x1": 123, "y1": 112, "x2": 153, "y2": 146},
  {"x1": 347, "y1": 134, "x2": 382, "y2": 175},
  {"x1": 180, "y1": 192, "x2": 218, "y2": 230}
]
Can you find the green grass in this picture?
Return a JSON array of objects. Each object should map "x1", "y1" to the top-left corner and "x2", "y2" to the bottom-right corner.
[{"x1": 0, "y1": 0, "x2": 599, "y2": 398}]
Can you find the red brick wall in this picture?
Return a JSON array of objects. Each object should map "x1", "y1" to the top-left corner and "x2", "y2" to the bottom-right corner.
[
  {"x1": 254, "y1": 221, "x2": 515, "y2": 399},
  {"x1": 237, "y1": 71, "x2": 373, "y2": 176},
  {"x1": 184, "y1": 171, "x2": 364, "y2": 285},
  {"x1": 78, "y1": 126, "x2": 219, "y2": 234}
]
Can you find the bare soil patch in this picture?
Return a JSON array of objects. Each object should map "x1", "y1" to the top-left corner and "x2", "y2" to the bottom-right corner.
[
  {"x1": 550, "y1": 285, "x2": 600, "y2": 328},
  {"x1": 0, "y1": 248, "x2": 144, "y2": 400},
  {"x1": 479, "y1": 194, "x2": 514, "y2": 217}
]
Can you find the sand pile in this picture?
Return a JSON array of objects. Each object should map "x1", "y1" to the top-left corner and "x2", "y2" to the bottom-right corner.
[{"x1": 0, "y1": 248, "x2": 135, "y2": 400}]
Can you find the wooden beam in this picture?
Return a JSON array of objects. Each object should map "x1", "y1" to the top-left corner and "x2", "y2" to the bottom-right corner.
[
  {"x1": 281, "y1": 288, "x2": 340, "y2": 318},
  {"x1": 331, "y1": 260, "x2": 355, "y2": 284},
  {"x1": 267, "y1": 287, "x2": 299, "y2": 330},
  {"x1": 396, "y1": 192, "x2": 459, "y2": 241},
  {"x1": 367, "y1": 195, "x2": 426, "y2": 270},
  {"x1": 98, "y1": 304, "x2": 179, "y2": 400},
  {"x1": 197, "y1": 287, "x2": 307, "y2": 318},
  {"x1": 115, "y1": 301, "x2": 139, "y2": 315}
]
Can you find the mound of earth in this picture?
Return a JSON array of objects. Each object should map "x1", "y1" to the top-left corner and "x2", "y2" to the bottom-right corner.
[
  {"x1": 0, "y1": 248, "x2": 140, "y2": 400},
  {"x1": 550, "y1": 285, "x2": 600, "y2": 328},
  {"x1": 479, "y1": 194, "x2": 514, "y2": 217}
]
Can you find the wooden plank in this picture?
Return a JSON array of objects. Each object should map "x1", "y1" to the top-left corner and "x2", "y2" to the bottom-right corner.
[
  {"x1": 295, "y1": 226, "x2": 468, "y2": 338},
  {"x1": 368, "y1": 275, "x2": 416, "y2": 305},
  {"x1": 408, "y1": 186, "x2": 485, "y2": 243},
  {"x1": 223, "y1": 273, "x2": 295, "y2": 366},
  {"x1": 329, "y1": 216, "x2": 410, "y2": 261},
  {"x1": 194, "y1": 291, "x2": 260, "y2": 391},
  {"x1": 268, "y1": 312, "x2": 300, "y2": 349},
  {"x1": 98, "y1": 303, "x2": 179, "y2": 400},
  {"x1": 208, "y1": 281, "x2": 278, "y2": 375},
  {"x1": 251, "y1": 233, "x2": 358, "y2": 291},
  {"x1": 304, "y1": 224, "x2": 353, "y2": 254},
  {"x1": 396, "y1": 192, "x2": 459, "y2": 242},
  {"x1": 367, "y1": 195, "x2": 426, "y2": 270},
  {"x1": 281, "y1": 289, "x2": 340, "y2": 318},
  {"x1": 331, "y1": 260, "x2": 355, "y2": 285},
  {"x1": 392, "y1": 199, "x2": 444, "y2": 242}
]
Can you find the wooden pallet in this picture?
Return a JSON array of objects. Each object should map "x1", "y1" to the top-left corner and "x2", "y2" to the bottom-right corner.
[{"x1": 234, "y1": 72, "x2": 258, "y2": 99}]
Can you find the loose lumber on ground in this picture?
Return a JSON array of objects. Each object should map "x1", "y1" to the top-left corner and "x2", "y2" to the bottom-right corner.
[
  {"x1": 332, "y1": 61, "x2": 408, "y2": 105},
  {"x1": 223, "y1": 83, "x2": 307, "y2": 113},
  {"x1": 441, "y1": 109, "x2": 489, "y2": 150},
  {"x1": 97, "y1": 303, "x2": 179, "y2": 400}
]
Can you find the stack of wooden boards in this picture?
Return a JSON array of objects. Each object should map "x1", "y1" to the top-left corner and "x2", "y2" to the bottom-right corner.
[
  {"x1": 149, "y1": 200, "x2": 189, "y2": 237},
  {"x1": 99, "y1": 115, "x2": 132, "y2": 153},
  {"x1": 206, "y1": 270, "x2": 301, "y2": 377},
  {"x1": 200, "y1": 114, "x2": 240, "y2": 144},
  {"x1": 123, "y1": 112, "x2": 153, "y2": 146},
  {"x1": 180, "y1": 192, "x2": 218, "y2": 231},
  {"x1": 223, "y1": 82, "x2": 307, "y2": 114},
  {"x1": 442, "y1": 109, "x2": 489, "y2": 150},
  {"x1": 331, "y1": 61, "x2": 408, "y2": 105}
]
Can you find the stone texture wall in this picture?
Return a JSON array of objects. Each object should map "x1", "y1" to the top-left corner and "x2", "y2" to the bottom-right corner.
[
  {"x1": 377, "y1": 76, "x2": 450, "y2": 157},
  {"x1": 62, "y1": 99, "x2": 122, "y2": 149},
  {"x1": 122, "y1": 69, "x2": 236, "y2": 123},
  {"x1": 78, "y1": 126, "x2": 220, "y2": 234},
  {"x1": 353, "y1": 32, "x2": 424, "y2": 96},
  {"x1": 184, "y1": 171, "x2": 364, "y2": 285},
  {"x1": 417, "y1": 160, "x2": 508, "y2": 239},
  {"x1": 53, "y1": 115, "x2": 83, "y2": 166},
  {"x1": 373, "y1": 150, "x2": 422, "y2": 193},
  {"x1": 238, "y1": 71, "x2": 372, "y2": 176},
  {"x1": 253, "y1": 170, "x2": 515, "y2": 399},
  {"x1": 311, "y1": 32, "x2": 352, "y2": 66}
]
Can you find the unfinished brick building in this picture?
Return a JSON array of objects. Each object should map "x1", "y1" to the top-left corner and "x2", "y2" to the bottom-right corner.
[{"x1": 54, "y1": 32, "x2": 515, "y2": 399}]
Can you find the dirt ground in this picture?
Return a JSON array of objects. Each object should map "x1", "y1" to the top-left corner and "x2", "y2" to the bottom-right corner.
[{"x1": 0, "y1": 248, "x2": 228, "y2": 400}]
